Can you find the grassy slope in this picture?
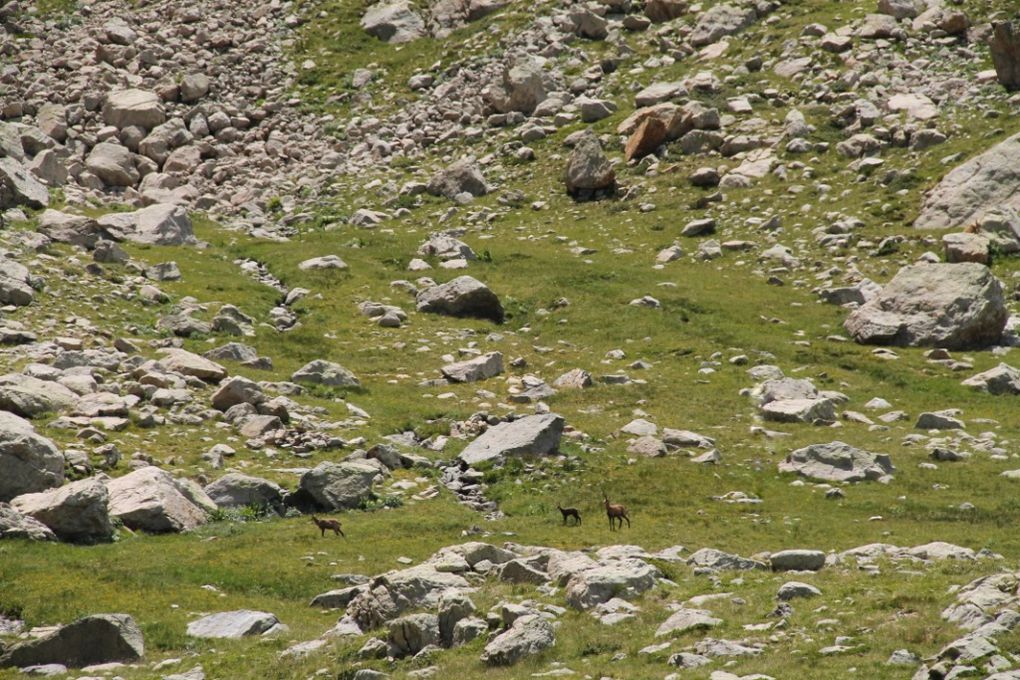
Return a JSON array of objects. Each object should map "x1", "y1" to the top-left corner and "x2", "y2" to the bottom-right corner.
[{"x1": 5, "y1": 0, "x2": 1020, "y2": 678}]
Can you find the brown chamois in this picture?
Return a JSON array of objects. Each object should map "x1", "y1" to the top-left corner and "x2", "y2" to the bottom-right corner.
[
  {"x1": 311, "y1": 515, "x2": 345, "y2": 538},
  {"x1": 602, "y1": 493, "x2": 630, "y2": 531},
  {"x1": 963, "y1": 220, "x2": 982, "y2": 234},
  {"x1": 557, "y1": 504, "x2": 581, "y2": 526}
]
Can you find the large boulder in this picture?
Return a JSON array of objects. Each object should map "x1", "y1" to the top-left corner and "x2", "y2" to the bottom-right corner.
[
  {"x1": 156, "y1": 348, "x2": 227, "y2": 381},
  {"x1": 770, "y1": 549, "x2": 826, "y2": 572},
  {"x1": 105, "y1": 467, "x2": 214, "y2": 532},
  {"x1": 480, "y1": 614, "x2": 555, "y2": 666},
  {"x1": 564, "y1": 559, "x2": 661, "y2": 609},
  {"x1": 779, "y1": 441, "x2": 894, "y2": 483},
  {"x1": 102, "y1": 89, "x2": 165, "y2": 130},
  {"x1": 416, "y1": 275, "x2": 504, "y2": 322},
  {"x1": 0, "y1": 259, "x2": 36, "y2": 307},
  {"x1": 361, "y1": 0, "x2": 426, "y2": 43},
  {"x1": 689, "y1": 3, "x2": 757, "y2": 46},
  {"x1": 0, "y1": 157, "x2": 49, "y2": 209},
  {"x1": 459, "y1": 413, "x2": 564, "y2": 465},
  {"x1": 388, "y1": 613, "x2": 440, "y2": 656},
  {"x1": 844, "y1": 263, "x2": 1007, "y2": 350},
  {"x1": 0, "y1": 502, "x2": 56, "y2": 540},
  {"x1": 991, "y1": 22, "x2": 1020, "y2": 91},
  {"x1": 426, "y1": 159, "x2": 488, "y2": 199},
  {"x1": 656, "y1": 608, "x2": 722, "y2": 637},
  {"x1": 37, "y1": 209, "x2": 105, "y2": 249},
  {"x1": 186, "y1": 610, "x2": 283, "y2": 639},
  {"x1": 298, "y1": 461, "x2": 381, "y2": 510},
  {"x1": 565, "y1": 131, "x2": 615, "y2": 200},
  {"x1": 961, "y1": 363, "x2": 1020, "y2": 395},
  {"x1": 11, "y1": 477, "x2": 113, "y2": 543},
  {"x1": 128, "y1": 204, "x2": 197, "y2": 245},
  {"x1": 346, "y1": 564, "x2": 470, "y2": 630},
  {"x1": 291, "y1": 360, "x2": 360, "y2": 387},
  {"x1": 442, "y1": 352, "x2": 503, "y2": 383},
  {"x1": 0, "y1": 411, "x2": 64, "y2": 502},
  {"x1": 210, "y1": 375, "x2": 265, "y2": 410},
  {"x1": 203, "y1": 473, "x2": 285, "y2": 510},
  {"x1": 0, "y1": 614, "x2": 143, "y2": 669},
  {"x1": 914, "y1": 132, "x2": 1020, "y2": 229},
  {"x1": 85, "y1": 143, "x2": 139, "y2": 187},
  {"x1": 485, "y1": 57, "x2": 555, "y2": 115},
  {"x1": 0, "y1": 373, "x2": 77, "y2": 418}
]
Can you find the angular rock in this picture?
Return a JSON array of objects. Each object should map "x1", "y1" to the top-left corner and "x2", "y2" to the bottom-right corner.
[
  {"x1": 203, "y1": 473, "x2": 284, "y2": 510},
  {"x1": 844, "y1": 263, "x2": 1007, "y2": 350},
  {"x1": 656, "y1": 608, "x2": 722, "y2": 637},
  {"x1": 565, "y1": 559, "x2": 661, "y2": 609},
  {"x1": 441, "y1": 352, "x2": 502, "y2": 383},
  {"x1": 0, "y1": 157, "x2": 49, "y2": 209},
  {"x1": 426, "y1": 159, "x2": 488, "y2": 199},
  {"x1": 777, "y1": 581, "x2": 822, "y2": 601},
  {"x1": 565, "y1": 131, "x2": 615, "y2": 200},
  {"x1": 0, "y1": 259, "x2": 35, "y2": 307},
  {"x1": 689, "y1": 3, "x2": 757, "y2": 46},
  {"x1": 991, "y1": 22, "x2": 1020, "y2": 91},
  {"x1": 459, "y1": 413, "x2": 564, "y2": 465},
  {"x1": 211, "y1": 376, "x2": 265, "y2": 411},
  {"x1": 85, "y1": 143, "x2": 139, "y2": 187},
  {"x1": 299, "y1": 255, "x2": 348, "y2": 271},
  {"x1": 298, "y1": 461, "x2": 381, "y2": 510},
  {"x1": 0, "y1": 614, "x2": 142, "y2": 669},
  {"x1": 102, "y1": 89, "x2": 165, "y2": 130},
  {"x1": 480, "y1": 614, "x2": 554, "y2": 666},
  {"x1": 129, "y1": 204, "x2": 196, "y2": 246},
  {"x1": 761, "y1": 398, "x2": 835, "y2": 423},
  {"x1": 291, "y1": 360, "x2": 360, "y2": 388},
  {"x1": 388, "y1": 613, "x2": 439, "y2": 656},
  {"x1": 106, "y1": 467, "x2": 214, "y2": 532},
  {"x1": 0, "y1": 502, "x2": 56, "y2": 540},
  {"x1": 186, "y1": 611, "x2": 282, "y2": 639},
  {"x1": 361, "y1": 0, "x2": 426, "y2": 43},
  {"x1": 0, "y1": 374, "x2": 76, "y2": 419},
  {"x1": 37, "y1": 210, "x2": 104, "y2": 249},
  {"x1": 416, "y1": 275, "x2": 503, "y2": 322},
  {"x1": 11, "y1": 477, "x2": 112, "y2": 543},
  {"x1": 961, "y1": 363, "x2": 1020, "y2": 395},
  {"x1": 915, "y1": 132, "x2": 1020, "y2": 229},
  {"x1": 779, "y1": 441, "x2": 894, "y2": 483},
  {"x1": 157, "y1": 348, "x2": 227, "y2": 381},
  {"x1": 687, "y1": 548, "x2": 765, "y2": 571}
]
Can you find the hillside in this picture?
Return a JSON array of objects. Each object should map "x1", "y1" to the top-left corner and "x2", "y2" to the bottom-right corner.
[{"x1": 3, "y1": 0, "x2": 1020, "y2": 678}]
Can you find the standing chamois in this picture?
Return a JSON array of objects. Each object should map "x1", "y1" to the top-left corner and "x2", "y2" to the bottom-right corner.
[
  {"x1": 602, "y1": 492, "x2": 630, "y2": 531},
  {"x1": 557, "y1": 503, "x2": 581, "y2": 526},
  {"x1": 311, "y1": 515, "x2": 345, "y2": 538}
]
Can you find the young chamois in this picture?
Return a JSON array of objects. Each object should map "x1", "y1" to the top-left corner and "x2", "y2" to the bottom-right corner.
[
  {"x1": 311, "y1": 515, "x2": 345, "y2": 538},
  {"x1": 602, "y1": 493, "x2": 630, "y2": 531},
  {"x1": 557, "y1": 503, "x2": 581, "y2": 526}
]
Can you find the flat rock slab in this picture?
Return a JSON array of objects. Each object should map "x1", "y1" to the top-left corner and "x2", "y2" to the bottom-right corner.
[
  {"x1": 779, "y1": 441, "x2": 894, "y2": 483},
  {"x1": 0, "y1": 614, "x2": 142, "y2": 669},
  {"x1": 480, "y1": 614, "x2": 555, "y2": 666},
  {"x1": 458, "y1": 413, "x2": 564, "y2": 465},
  {"x1": 655, "y1": 608, "x2": 722, "y2": 637},
  {"x1": 442, "y1": 351, "x2": 503, "y2": 383},
  {"x1": 186, "y1": 610, "x2": 282, "y2": 639}
]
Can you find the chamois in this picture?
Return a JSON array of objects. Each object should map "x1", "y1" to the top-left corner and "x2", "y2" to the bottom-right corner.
[
  {"x1": 557, "y1": 504, "x2": 581, "y2": 526},
  {"x1": 602, "y1": 493, "x2": 630, "y2": 531},
  {"x1": 311, "y1": 515, "x2": 345, "y2": 538}
]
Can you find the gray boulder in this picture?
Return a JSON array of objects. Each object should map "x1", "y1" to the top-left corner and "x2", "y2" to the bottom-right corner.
[
  {"x1": 878, "y1": 0, "x2": 923, "y2": 19},
  {"x1": 298, "y1": 255, "x2": 348, "y2": 271},
  {"x1": 844, "y1": 263, "x2": 1007, "y2": 350},
  {"x1": 962, "y1": 364, "x2": 1020, "y2": 395},
  {"x1": 779, "y1": 441, "x2": 894, "y2": 483},
  {"x1": 991, "y1": 22, "x2": 1020, "y2": 91},
  {"x1": 777, "y1": 581, "x2": 822, "y2": 601},
  {"x1": 0, "y1": 373, "x2": 77, "y2": 418},
  {"x1": 0, "y1": 502, "x2": 56, "y2": 540},
  {"x1": 0, "y1": 407, "x2": 64, "y2": 503},
  {"x1": 761, "y1": 398, "x2": 835, "y2": 423},
  {"x1": 388, "y1": 613, "x2": 439, "y2": 656},
  {"x1": 85, "y1": 143, "x2": 139, "y2": 187},
  {"x1": 0, "y1": 614, "x2": 143, "y2": 669},
  {"x1": 129, "y1": 204, "x2": 196, "y2": 245},
  {"x1": 914, "y1": 132, "x2": 1020, "y2": 229},
  {"x1": 180, "y1": 73, "x2": 211, "y2": 103},
  {"x1": 656, "y1": 608, "x2": 722, "y2": 637},
  {"x1": 203, "y1": 473, "x2": 284, "y2": 510},
  {"x1": 361, "y1": 0, "x2": 426, "y2": 43},
  {"x1": 770, "y1": 549, "x2": 826, "y2": 571},
  {"x1": 37, "y1": 210, "x2": 105, "y2": 249},
  {"x1": 486, "y1": 57, "x2": 554, "y2": 115},
  {"x1": 0, "y1": 259, "x2": 36, "y2": 307},
  {"x1": 439, "y1": 591, "x2": 475, "y2": 647},
  {"x1": 0, "y1": 157, "x2": 49, "y2": 209},
  {"x1": 480, "y1": 614, "x2": 555, "y2": 666},
  {"x1": 211, "y1": 376, "x2": 265, "y2": 411},
  {"x1": 689, "y1": 3, "x2": 757, "y2": 46},
  {"x1": 565, "y1": 559, "x2": 661, "y2": 609},
  {"x1": 11, "y1": 477, "x2": 113, "y2": 543},
  {"x1": 459, "y1": 413, "x2": 564, "y2": 465},
  {"x1": 291, "y1": 360, "x2": 360, "y2": 388},
  {"x1": 106, "y1": 467, "x2": 214, "y2": 532},
  {"x1": 687, "y1": 548, "x2": 765, "y2": 571},
  {"x1": 157, "y1": 348, "x2": 227, "y2": 381},
  {"x1": 565, "y1": 131, "x2": 615, "y2": 200},
  {"x1": 347, "y1": 564, "x2": 469, "y2": 630},
  {"x1": 418, "y1": 233, "x2": 476, "y2": 260},
  {"x1": 102, "y1": 89, "x2": 165, "y2": 130},
  {"x1": 915, "y1": 411, "x2": 964, "y2": 430},
  {"x1": 299, "y1": 461, "x2": 381, "y2": 510},
  {"x1": 442, "y1": 352, "x2": 503, "y2": 383},
  {"x1": 416, "y1": 275, "x2": 504, "y2": 322},
  {"x1": 186, "y1": 610, "x2": 282, "y2": 639},
  {"x1": 426, "y1": 159, "x2": 488, "y2": 200}
]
